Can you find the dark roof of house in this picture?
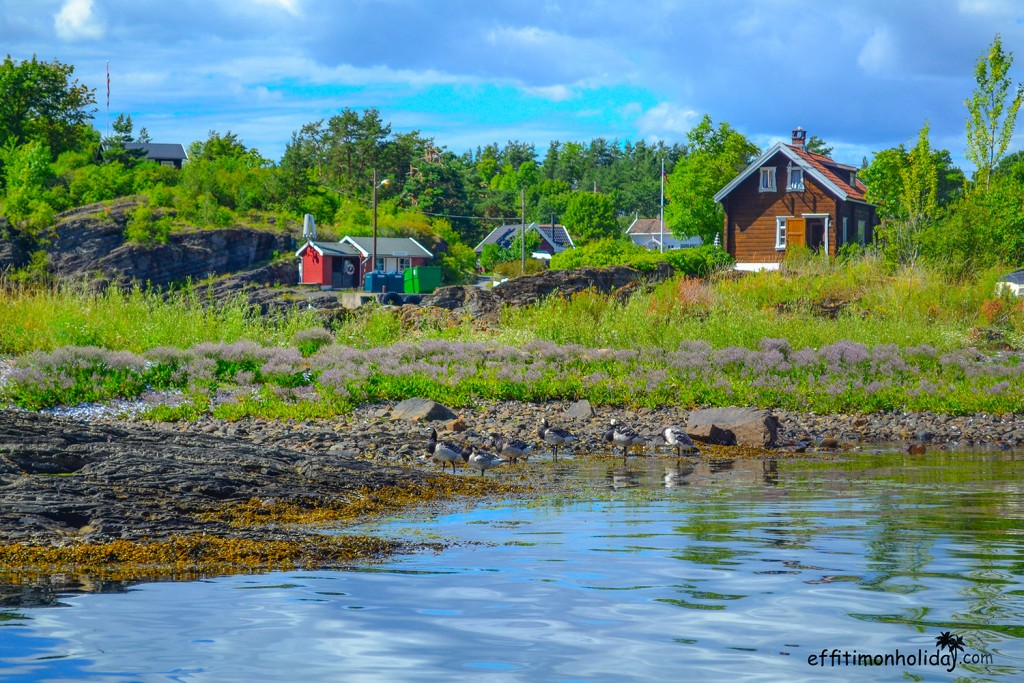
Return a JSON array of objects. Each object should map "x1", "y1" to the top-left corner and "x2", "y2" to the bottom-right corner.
[
  {"x1": 474, "y1": 223, "x2": 573, "y2": 252},
  {"x1": 999, "y1": 269, "x2": 1024, "y2": 285},
  {"x1": 535, "y1": 224, "x2": 574, "y2": 249},
  {"x1": 123, "y1": 143, "x2": 188, "y2": 161}
]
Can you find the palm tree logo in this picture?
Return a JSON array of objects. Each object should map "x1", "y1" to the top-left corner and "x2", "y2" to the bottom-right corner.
[{"x1": 935, "y1": 631, "x2": 965, "y2": 653}]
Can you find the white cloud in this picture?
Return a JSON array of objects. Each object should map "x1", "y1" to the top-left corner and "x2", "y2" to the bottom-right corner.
[
  {"x1": 857, "y1": 26, "x2": 897, "y2": 76},
  {"x1": 956, "y1": 0, "x2": 1020, "y2": 16},
  {"x1": 636, "y1": 102, "x2": 699, "y2": 137},
  {"x1": 54, "y1": 0, "x2": 103, "y2": 40},
  {"x1": 252, "y1": 0, "x2": 301, "y2": 14},
  {"x1": 523, "y1": 84, "x2": 574, "y2": 101}
]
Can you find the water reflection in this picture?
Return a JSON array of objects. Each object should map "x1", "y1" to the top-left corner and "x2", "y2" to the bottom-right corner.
[{"x1": 1, "y1": 451, "x2": 1023, "y2": 681}]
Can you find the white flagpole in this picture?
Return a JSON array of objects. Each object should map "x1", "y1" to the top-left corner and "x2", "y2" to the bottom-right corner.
[{"x1": 659, "y1": 158, "x2": 665, "y2": 253}]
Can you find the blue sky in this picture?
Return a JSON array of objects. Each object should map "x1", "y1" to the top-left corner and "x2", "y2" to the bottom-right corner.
[{"x1": 3, "y1": 0, "x2": 1023, "y2": 170}]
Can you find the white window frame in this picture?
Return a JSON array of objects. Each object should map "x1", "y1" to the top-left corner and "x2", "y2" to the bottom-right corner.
[
  {"x1": 787, "y1": 164, "x2": 805, "y2": 191},
  {"x1": 398, "y1": 257, "x2": 412, "y2": 271},
  {"x1": 759, "y1": 167, "x2": 776, "y2": 192},
  {"x1": 775, "y1": 216, "x2": 789, "y2": 250},
  {"x1": 842, "y1": 217, "x2": 848, "y2": 244}
]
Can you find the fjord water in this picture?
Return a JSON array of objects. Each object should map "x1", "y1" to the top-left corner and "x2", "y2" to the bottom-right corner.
[{"x1": 2, "y1": 451, "x2": 1023, "y2": 682}]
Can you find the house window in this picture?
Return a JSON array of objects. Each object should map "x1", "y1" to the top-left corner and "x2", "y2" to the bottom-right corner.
[
  {"x1": 775, "y1": 217, "x2": 788, "y2": 250},
  {"x1": 375, "y1": 257, "x2": 385, "y2": 272},
  {"x1": 398, "y1": 258, "x2": 412, "y2": 271},
  {"x1": 787, "y1": 165, "x2": 804, "y2": 191},
  {"x1": 759, "y1": 167, "x2": 776, "y2": 192},
  {"x1": 856, "y1": 219, "x2": 867, "y2": 245},
  {"x1": 842, "y1": 217, "x2": 848, "y2": 244}
]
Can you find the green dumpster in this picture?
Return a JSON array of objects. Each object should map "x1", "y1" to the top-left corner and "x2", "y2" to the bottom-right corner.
[{"x1": 408, "y1": 266, "x2": 442, "y2": 293}]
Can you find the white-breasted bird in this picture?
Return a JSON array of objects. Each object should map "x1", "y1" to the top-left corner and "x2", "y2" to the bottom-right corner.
[
  {"x1": 425, "y1": 427, "x2": 464, "y2": 474},
  {"x1": 604, "y1": 419, "x2": 647, "y2": 460},
  {"x1": 661, "y1": 426, "x2": 699, "y2": 456},
  {"x1": 463, "y1": 445, "x2": 506, "y2": 476},
  {"x1": 491, "y1": 432, "x2": 534, "y2": 463},
  {"x1": 538, "y1": 418, "x2": 576, "y2": 460}
]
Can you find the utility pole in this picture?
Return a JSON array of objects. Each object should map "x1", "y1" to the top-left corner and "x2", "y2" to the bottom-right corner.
[
  {"x1": 659, "y1": 158, "x2": 665, "y2": 253},
  {"x1": 521, "y1": 187, "x2": 526, "y2": 273}
]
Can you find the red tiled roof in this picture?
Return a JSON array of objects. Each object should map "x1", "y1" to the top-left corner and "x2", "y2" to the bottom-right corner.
[{"x1": 787, "y1": 145, "x2": 868, "y2": 202}]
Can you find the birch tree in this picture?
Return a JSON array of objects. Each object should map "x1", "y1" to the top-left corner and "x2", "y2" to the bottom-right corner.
[{"x1": 965, "y1": 34, "x2": 1023, "y2": 188}]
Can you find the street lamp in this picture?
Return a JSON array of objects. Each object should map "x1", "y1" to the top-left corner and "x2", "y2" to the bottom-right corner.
[{"x1": 371, "y1": 168, "x2": 391, "y2": 278}]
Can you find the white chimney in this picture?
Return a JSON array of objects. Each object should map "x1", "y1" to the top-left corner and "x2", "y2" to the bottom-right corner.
[{"x1": 302, "y1": 213, "x2": 317, "y2": 240}]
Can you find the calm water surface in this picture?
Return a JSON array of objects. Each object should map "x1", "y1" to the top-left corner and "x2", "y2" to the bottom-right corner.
[{"x1": 1, "y1": 450, "x2": 1023, "y2": 682}]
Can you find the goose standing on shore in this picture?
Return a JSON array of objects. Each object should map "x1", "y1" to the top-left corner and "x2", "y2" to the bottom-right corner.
[
  {"x1": 538, "y1": 418, "x2": 576, "y2": 460},
  {"x1": 661, "y1": 426, "x2": 699, "y2": 457},
  {"x1": 463, "y1": 445, "x2": 506, "y2": 476},
  {"x1": 425, "y1": 427, "x2": 464, "y2": 474},
  {"x1": 491, "y1": 433, "x2": 534, "y2": 464},
  {"x1": 605, "y1": 419, "x2": 648, "y2": 461}
]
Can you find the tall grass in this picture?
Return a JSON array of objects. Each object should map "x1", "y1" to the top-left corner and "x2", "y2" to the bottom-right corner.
[
  {"x1": 498, "y1": 256, "x2": 1016, "y2": 352},
  {"x1": 0, "y1": 282, "x2": 321, "y2": 354}
]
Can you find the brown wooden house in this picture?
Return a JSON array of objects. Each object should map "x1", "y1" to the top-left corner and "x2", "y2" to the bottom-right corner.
[{"x1": 713, "y1": 127, "x2": 878, "y2": 270}]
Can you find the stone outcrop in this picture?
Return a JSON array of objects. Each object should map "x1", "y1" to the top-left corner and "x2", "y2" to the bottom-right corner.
[
  {"x1": 422, "y1": 263, "x2": 675, "y2": 318},
  {"x1": 1, "y1": 201, "x2": 294, "y2": 291},
  {"x1": 0, "y1": 408, "x2": 424, "y2": 547},
  {"x1": 390, "y1": 398, "x2": 458, "y2": 422},
  {"x1": 686, "y1": 407, "x2": 781, "y2": 447},
  {"x1": 49, "y1": 203, "x2": 293, "y2": 288}
]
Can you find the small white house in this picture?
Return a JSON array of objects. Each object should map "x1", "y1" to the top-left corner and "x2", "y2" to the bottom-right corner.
[{"x1": 996, "y1": 269, "x2": 1024, "y2": 297}]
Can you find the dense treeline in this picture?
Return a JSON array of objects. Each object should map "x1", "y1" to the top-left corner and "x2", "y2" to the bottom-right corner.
[{"x1": 1, "y1": 34, "x2": 1022, "y2": 285}]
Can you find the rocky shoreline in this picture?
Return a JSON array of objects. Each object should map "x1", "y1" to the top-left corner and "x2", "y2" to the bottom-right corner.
[
  {"x1": 1, "y1": 398, "x2": 1021, "y2": 605},
  {"x1": 3, "y1": 400, "x2": 1021, "y2": 540}
]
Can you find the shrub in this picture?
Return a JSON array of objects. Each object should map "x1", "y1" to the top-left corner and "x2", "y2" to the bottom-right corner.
[{"x1": 125, "y1": 205, "x2": 171, "y2": 244}]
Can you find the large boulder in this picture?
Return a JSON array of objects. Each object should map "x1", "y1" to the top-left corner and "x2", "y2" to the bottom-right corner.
[
  {"x1": 390, "y1": 398, "x2": 457, "y2": 422},
  {"x1": 686, "y1": 407, "x2": 780, "y2": 447}
]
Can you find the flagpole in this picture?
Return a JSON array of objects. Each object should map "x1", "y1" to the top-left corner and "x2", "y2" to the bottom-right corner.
[
  {"x1": 659, "y1": 158, "x2": 665, "y2": 253},
  {"x1": 105, "y1": 61, "x2": 110, "y2": 139}
]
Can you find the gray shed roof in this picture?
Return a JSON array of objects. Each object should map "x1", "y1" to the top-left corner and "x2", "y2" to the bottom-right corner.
[
  {"x1": 295, "y1": 241, "x2": 361, "y2": 258},
  {"x1": 341, "y1": 236, "x2": 433, "y2": 258}
]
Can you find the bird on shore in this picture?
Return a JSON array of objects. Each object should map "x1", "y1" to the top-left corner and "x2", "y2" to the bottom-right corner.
[
  {"x1": 463, "y1": 445, "x2": 506, "y2": 476},
  {"x1": 490, "y1": 432, "x2": 534, "y2": 464},
  {"x1": 425, "y1": 427, "x2": 464, "y2": 474},
  {"x1": 661, "y1": 426, "x2": 699, "y2": 457},
  {"x1": 604, "y1": 419, "x2": 647, "y2": 461},
  {"x1": 538, "y1": 418, "x2": 576, "y2": 460}
]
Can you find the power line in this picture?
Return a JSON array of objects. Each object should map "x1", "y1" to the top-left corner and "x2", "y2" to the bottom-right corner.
[{"x1": 316, "y1": 181, "x2": 516, "y2": 223}]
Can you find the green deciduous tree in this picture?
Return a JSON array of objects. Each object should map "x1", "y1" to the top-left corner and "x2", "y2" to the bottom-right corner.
[
  {"x1": 880, "y1": 122, "x2": 939, "y2": 266},
  {"x1": 665, "y1": 114, "x2": 758, "y2": 245},
  {"x1": 0, "y1": 55, "x2": 96, "y2": 172},
  {"x1": 965, "y1": 34, "x2": 1023, "y2": 187},
  {"x1": 563, "y1": 191, "x2": 617, "y2": 244}
]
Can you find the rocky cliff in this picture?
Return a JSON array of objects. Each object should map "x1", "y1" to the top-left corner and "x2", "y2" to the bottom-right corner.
[{"x1": 1, "y1": 200, "x2": 294, "y2": 289}]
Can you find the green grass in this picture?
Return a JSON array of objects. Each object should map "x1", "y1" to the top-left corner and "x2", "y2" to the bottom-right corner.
[
  {"x1": 0, "y1": 282, "x2": 321, "y2": 354},
  {"x1": 3, "y1": 255, "x2": 1024, "y2": 421}
]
